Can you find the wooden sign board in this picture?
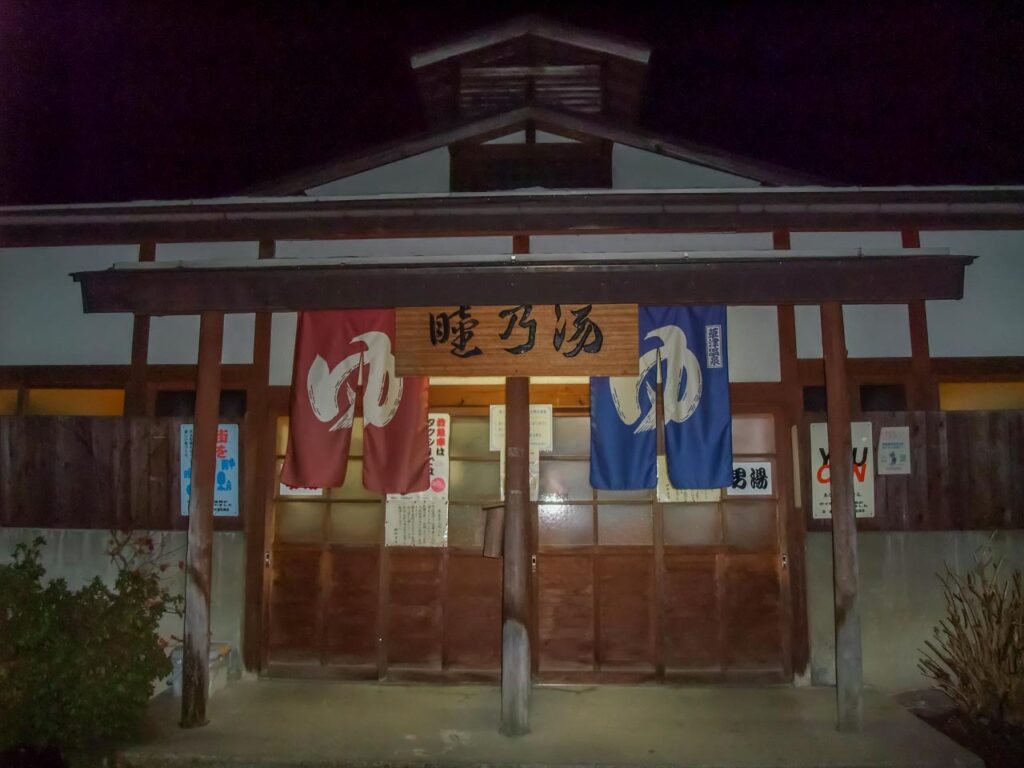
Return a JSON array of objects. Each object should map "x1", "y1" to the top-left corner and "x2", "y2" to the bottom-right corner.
[{"x1": 396, "y1": 304, "x2": 638, "y2": 376}]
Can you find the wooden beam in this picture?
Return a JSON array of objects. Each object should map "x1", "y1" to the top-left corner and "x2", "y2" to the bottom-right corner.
[
  {"x1": 74, "y1": 255, "x2": 971, "y2": 315},
  {"x1": 243, "y1": 240, "x2": 274, "y2": 671},
  {"x1": 820, "y1": 302, "x2": 863, "y2": 732},
  {"x1": 902, "y1": 231, "x2": 939, "y2": 410},
  {"x1": 125, "y1": 241, "x2": 156, "y2": 416},
  {"x1": 501, "y1": 376, "x2": 530, "y2": 736},
  {"x1": 180, "y1": 311, "x2": 224, "y2": 728},
  {"x1": 5, "y1": 188, "x2": 1024, "y2": 247}
]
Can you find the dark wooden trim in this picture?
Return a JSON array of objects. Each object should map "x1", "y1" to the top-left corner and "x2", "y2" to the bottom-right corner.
[
  {"x1": 821, "y1": 302, "x2": 863, "y2": 732},
  {"x1": 125, "y1": 242, "x2": 156, "y2": 416},
  {"x1": 6, "y1": 188, "x2": 1024, "y2": 246},
  {"x1": 931, "y1": 356, "x2": 1024, "y2": 380},
  {"x1": 74, "y1": 255, "x2": 971, "y2": 315},
  {"x1": 0, "y1": 365, "x2": 130, "y2": 388},
  {"x1": 243, "y1": 239, "x2": 275, "y2": 671},
  {"x1": 181, "y1": 311, "x2": 224, "y2": 728}
]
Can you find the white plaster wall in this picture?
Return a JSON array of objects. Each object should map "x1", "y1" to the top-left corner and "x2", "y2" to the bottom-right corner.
[
  {"x1": 921, "y1": 230, "x2": 1024, "y2": 357},
  {"x1": 806, "y1": 530, "x2": 1024, "y2": 692},
  {"x1": 148, "y1": 242, "x2": 258, "y2": 365},
  {"x1": 0, "y1": 245, "x2": 137, "y2": 365},
  {"x1": 305, "y1": 148, "x2": 451, "y2": 196},
  {"x1": 0, "y1": 528, "x2": 246, "y2": 662},
  {"x1": 612, "y1": 144, "x2": 761, "y2": 189},
  {"x1": 790, "y1": 232, "x2": 911, "y2": 359},
  {"x1": 269, "y1": 237, "x2": 514, "y2": 384},
  {"x1": 727, "y1": 306, "x2": 781, "y2": 382}
]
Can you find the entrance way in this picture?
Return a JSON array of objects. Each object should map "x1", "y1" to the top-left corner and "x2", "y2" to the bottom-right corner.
[{"x1": 264, "y1": 409, "x2": 791, "y2": 683}]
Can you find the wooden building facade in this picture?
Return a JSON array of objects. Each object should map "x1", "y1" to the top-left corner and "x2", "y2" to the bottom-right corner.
[{"x1": 2, "y1": 17, "x2": 1023, "y2": 734}]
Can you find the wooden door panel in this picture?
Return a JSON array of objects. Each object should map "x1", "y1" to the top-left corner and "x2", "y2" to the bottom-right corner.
[
  {"x1": 597, "y1": 552, "x2": 654, "y2": 669},
  {"x1": 537, "y1": 553, "x2": 595, "y2": 670},
  {"x1": 324, "y1": 547, "x2": 379, "y2": 666},
  {"x1": 445, "y1": 554, "x2": 502, "y2": 669},
  {"x1": 268, "y1": 547, "x2": 320, "y2": 661},
  {"x1": 662, "y1": 553, "x2": 720, "y2": 671},
  {"x1": 722, "y1": 554, "x2": 783, "y2": 671},
  {"x1": 387, "y1": 549, "x2": 443, "y2": 668}
]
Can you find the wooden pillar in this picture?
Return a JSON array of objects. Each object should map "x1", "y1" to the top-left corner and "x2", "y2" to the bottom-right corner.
[
  {"x1": 820, "y1": 302, "x2": 863, "y2": 732},
  {"x1": 125, "y1": 241, "x2": 155, "y2": 416},
  {"x1": 501, "y1": 376, "x2": 530, "y2": 736},
  {"x1": 180, "y1": 311, "x2": 224, "y2": 728},
  {"x1": 902, "y1": 230, "x2": 938, "y2": 410},
  {"x1": 243, "y1": 240, "x2": 274, "y2": 671}
]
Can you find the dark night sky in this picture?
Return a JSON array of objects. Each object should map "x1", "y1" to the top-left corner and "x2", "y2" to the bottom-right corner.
[{"x1": 2, "y1": 0, "x2": 1023, "y2": 205}]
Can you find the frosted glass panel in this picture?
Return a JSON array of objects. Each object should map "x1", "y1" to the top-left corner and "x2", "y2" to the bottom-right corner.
[
  {"x1": 539, "y1": 503, "x2": 594, "y2": 548},
  {"x1": 276, "y1": 502, "x2": 324, "y2": 543},
  {"x1": 448, "y1": 504, "x2": 486, "y2": 549},
  {"x1": 551, "y1": 417, "x2": 590, "y2": 456},
  {"x1": 597, "y1": 505, "x2": 653, "y2": 546},
  {"x1": 664, "y1": 503, "x2": 720, "y2": 546},
  {"x1": 450, "y1": 417, "x2": 491, "y2": 457},
  {"x1": 450, "y1": 460, "x2": 500, "y2": 501},
  {"x1": 597, "y1": 487, "x2": 654, "y2": 501},
  {"x1": 539, "y1": 460, "x2": 592, "y2": 502},
  {"x1": 329, "y1": 459, "x2": 383, "y2": 501},
  {"x1": 732, "y1": 414, "x2": 775, "y2": 455},
  {"x1": 723, "y1": 501, "x2": 777, "y2": 551},
  {"x1": 328, "y1": 503, "x2": 382, "y2": 545}
]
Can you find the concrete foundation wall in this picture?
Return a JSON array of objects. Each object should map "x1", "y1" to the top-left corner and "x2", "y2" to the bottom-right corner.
[
  {"x1": 0, "y1": 528, "x2": 246, "y2": 653},
  {"x1": 806, "y1": 529, "x2": 1024, "y2": 693}
]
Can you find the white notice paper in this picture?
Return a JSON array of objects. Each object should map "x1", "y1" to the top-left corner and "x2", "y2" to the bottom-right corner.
[
  {"x1": 810, "y1": 422, "x2": 875, "y2": 519},
  {"x1": 385, "y1": 413, "x2": 450, "y2": 546},
  {"x1": 877, "y1": 426, "x2": 911, "y2": 475}
]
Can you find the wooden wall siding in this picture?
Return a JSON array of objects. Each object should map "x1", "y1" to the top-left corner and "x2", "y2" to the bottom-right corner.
[
  {"x1": 450, "y1": 141, "x2": 612, "y2": 191},
  {"x1": 661, "y1": 554, "x2": 719, "y2": 672},
  {"x1": 267, "y1": 547, "x2": 320, "y2": 662},
  {"x1": 387, "y1": 549, "x2": 444, "y2": 668},
  {"x1": 445, "y1": 554, "x2": 502, "y2": 669},
  {"x1": 597, "y1": 552, "x2": 654, "y2": 669},
  {"x1": 324, "y1": 547, "x2": 380, "y2": 666},
  {"x1": 537, "y1": 553, "x2": 595, "y2": 670},
  {"x1": 802, "y1": 410, "x2": 1024, "y2": 532},
  {"x1": 0, "y1": 416, "x2": 243, "y2": 531}
]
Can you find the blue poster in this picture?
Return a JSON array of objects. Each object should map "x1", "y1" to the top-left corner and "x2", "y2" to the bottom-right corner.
[
  {"x1": 180, "y1": 423, "x2": 240, "y2": 517},
  {"x1": 589, "y1": 306, "x2": 733, "y2": 490}
]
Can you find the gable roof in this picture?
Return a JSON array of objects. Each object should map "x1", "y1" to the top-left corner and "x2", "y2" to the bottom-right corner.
[
  {"x1": 249, "y1": 104, "x2": 829, "y2": 195},
  {"x1": 409, "y1": 14, "x2": 651, "y2": 69}
]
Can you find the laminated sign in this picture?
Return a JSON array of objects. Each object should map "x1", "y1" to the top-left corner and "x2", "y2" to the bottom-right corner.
[
  {"x1": 810, "y1": 422, "x2": 875, "y2": 519},
  {"x1": 180, "y1": 423, "x2": 239, "y2": 517},
  {"x1": 385, "y1": 413, "x2": 450, "y2": 547}
]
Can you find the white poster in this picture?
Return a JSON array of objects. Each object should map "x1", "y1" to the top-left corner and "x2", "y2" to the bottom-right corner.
[
  {"x1": 877, "y1": 426, "x2": 912, "y2": 475},
  {"x1": 489, "y1": 404, "x2": 553, "y2": 451},
  {"x1": 656, "y1": 455, "x2": 722, "y2": 502},
  {"x1": 727, "y1": 460, "x2": 773, "y2": 497},
  {"x1": 385, "y1": 413, "x2": 450, "y2": 546},
  {"x1": 810, "y1": 422, "x2": 875, "y2": 519}
]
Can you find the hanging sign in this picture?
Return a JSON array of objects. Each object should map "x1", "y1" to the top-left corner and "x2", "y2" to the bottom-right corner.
[
  {"x1": 877, "y1": 426, "x2": 912, "y2": 475},
  {"x1": 385, "y1": 413, "x2": 450, "y2": 546},
  {"x1": 727, "y1": 460, "x2": 773, "y2": 497},
  {"x1": 810, "y1": 422, "x2": 875, "y2": 519},
  {"x1": 395, "y1": 304, "x2": 638, "y2": 376},
  {"x1": 180, "y1": 423, "x2": 239, "y2": 517}
]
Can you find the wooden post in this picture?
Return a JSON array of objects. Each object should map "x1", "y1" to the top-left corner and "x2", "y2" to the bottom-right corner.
[
  {"x1": 820, "y1": 302, "x2": 864, "y2": 732},
  {"x1": 125, "y1": 241, "x2": 155, "y2": 416},
  {"x1": 501, "y1": 376, "x2": 530, "y2": 736},
  {"x1": 180, "y1": 311, "x2": 224, "y2": 728}
]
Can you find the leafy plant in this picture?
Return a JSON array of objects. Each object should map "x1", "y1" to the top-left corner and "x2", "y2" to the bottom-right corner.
[
  {"x1": 919, "y1": 543, "x2": 1024, "y2": 738},
  {"x1": 0, "y1": 534, "x2": 184, "y2": 767}
]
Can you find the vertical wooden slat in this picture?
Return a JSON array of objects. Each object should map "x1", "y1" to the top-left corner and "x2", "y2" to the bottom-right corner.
[
  {"x1": 0, "y1": 418, "x2": 13, "y2": 525},
  {"x1": 821, "y1": 302, "x2": 863, "y2": 732},
  {"x1": 181, "y1": 311, "x2": 224, "y2": 729},
  {"x1": 125, "y1": 241, "x2": 156, "y2": 417},
  {"x1": 148, "y1": 420, "x2": 170, "y2": 528},
  {"x1": 501, "y1": 376, "x2": 530, "y2": 736},
  {"x1": 243, "y1": 239, "x2": 275, "y2": 671}
]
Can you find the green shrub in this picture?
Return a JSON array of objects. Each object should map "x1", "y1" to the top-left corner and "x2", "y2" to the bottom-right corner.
[
  {"x1": 919, "y1": 545, "x2": 1024, "y2": 736},
  {"x1": 0, "y1": 535, "x2": 183, "y2": 767}
]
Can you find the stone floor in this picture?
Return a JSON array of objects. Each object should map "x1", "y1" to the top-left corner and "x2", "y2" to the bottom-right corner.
[{"x1": 122, "y1": 679, "x2": 981, "y2": 768}]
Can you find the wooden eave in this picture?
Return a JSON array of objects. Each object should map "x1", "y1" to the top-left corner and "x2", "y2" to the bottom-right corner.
[
  {"x1": 4, "y1": 187, "x2": 1024, "y2": 248},
  {"x1": 248, "y1": 105, "x2": 824, "y2": 195},
  {"x1": 72, "y1": 254, "x2": 971, "y2": 315}
]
